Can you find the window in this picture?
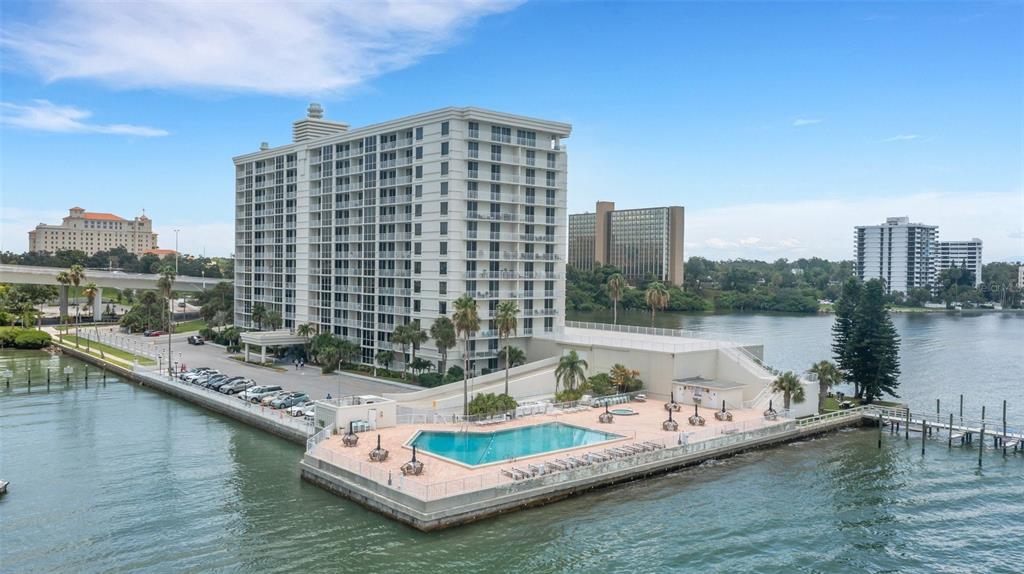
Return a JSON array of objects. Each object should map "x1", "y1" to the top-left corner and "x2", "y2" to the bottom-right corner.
[
  {"x1": 439, "y1": 281, "x2": 447, "y2": 295},
  {"x1": 415, "y1": 127, "x2": 423, "y2": 140},
  {"x1": 414, "y1": 280, "x2": 421, "y2": 293},
  {"x1": 441, "y1": 121, "x2": 449, "y2": 136},
  {"x1": 440, "y1": 161, "x2": 448, "y2": 176},
  {"x1": 415, "y1": 223, "x2": 422, "y2": 236},
  {"x1": 440, "y1": 241, "x2": 447, "y2": 255},
  {"x1": 415, "y1": 166, "x2": 422, "y2": 179},
  {"x1": 440, "y1": 222, "x2": 448, "y2": 235},
  {"x1": 439, "y1": 301, "x2": 447, "y2": 315},
  {"x1": 440, "y1": 182, "x2": 448, "y2": 196},
  {"x1": 415, "y1": 146, "x2": 423, "y2": 160},
  {"x1": 439, "y1": 262, "x2": 447, "y2": 275},
  {"x1": 414, "y1": 300, "x2": 421, "y2": 312},
  {"x1": 414, "y1": 262, "x2": 421, "y2": 274},
  {"x1": 415, "y1": 242, "x2": 422, "y2": 255},
  {"x1": 415, "y1": 204, "x2": 422, "y2": 217},
  {"x1": 415, "y1": 184, "x2": 423, "y2": 198},
  {"x1": 441, "y1": 142, "x2": 449, "y2": 156},
  {"x1": 440, "y1": 202, "x2": 448, "y2": 216}
]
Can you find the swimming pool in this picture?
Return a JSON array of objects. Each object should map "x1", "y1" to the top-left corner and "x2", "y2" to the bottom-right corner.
[{"x1": 409, "y1": 422, "x2": 623, "y2": 467}]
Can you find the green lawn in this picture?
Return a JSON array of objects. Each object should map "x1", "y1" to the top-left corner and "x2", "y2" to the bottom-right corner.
[
  {"x1": 58, "y1": 334, "x2": 156, "y2": 365},
  {"x1": 172, "y1": 319, "x2": 207, "y2": 334}
]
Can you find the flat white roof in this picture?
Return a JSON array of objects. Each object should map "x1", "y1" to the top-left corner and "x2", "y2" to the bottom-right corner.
[{"x1": 539, "y1": 327, "x2": 751, "y2": 355}]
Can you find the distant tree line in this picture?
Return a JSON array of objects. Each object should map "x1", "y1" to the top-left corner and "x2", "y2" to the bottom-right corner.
[{"x1": 1, "y1": 247, "x2": 231, "y2": 278}]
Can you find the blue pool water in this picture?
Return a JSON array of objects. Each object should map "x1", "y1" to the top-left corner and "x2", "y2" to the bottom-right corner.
[{"x1": 410, "y1": 422, "x2": 622, "y2": 466}]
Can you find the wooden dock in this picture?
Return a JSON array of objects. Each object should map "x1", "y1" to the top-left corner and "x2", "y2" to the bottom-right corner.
[{"x1": 868, "y1": 404, "x2": 1023, "y2": 456}]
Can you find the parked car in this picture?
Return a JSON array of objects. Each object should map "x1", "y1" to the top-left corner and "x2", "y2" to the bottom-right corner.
[
  {"x1": 209, "y1": 376, "x2": 245, "y2": 392},
  {"x1": 192, "y1": 371, "x2": 221, "y2": 385},
  {"x1": 219, "y1": 379, "x2": 255, "y2": 395},
  {"x1": 143, "y1": 330, "x2": 166, "y2": 337},
  {"x1": 242, "y1": 385, "x2": 283, "y2": 403},
  {"x1": 179, "y1": 368, "x2": 210, "y2": 381},
  {"x1": 271, "y1": 393, "x2": 309, "y2": 410},
  {"x1": 260, "y1": 391, "x2": 287, "y2": 406},
  {"x1": 187, "y1": 335, "x2": 204, "y2": 345},
  {"x1": 288, "y1": 400, "x2": 314, "y2": 417},
  {"x1": 202, "y1": 375, "x2": 231, "y2": 389}
]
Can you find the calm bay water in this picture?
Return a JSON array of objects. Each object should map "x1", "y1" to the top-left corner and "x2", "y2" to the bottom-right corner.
[{"x1": 1, "y1": 312, "x2": 1022, "y2": 573}]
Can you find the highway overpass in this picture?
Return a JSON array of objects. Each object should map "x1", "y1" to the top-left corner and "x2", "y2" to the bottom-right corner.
[{"x1": 0, "y1": 263, "x2": 230, "y2": 320}]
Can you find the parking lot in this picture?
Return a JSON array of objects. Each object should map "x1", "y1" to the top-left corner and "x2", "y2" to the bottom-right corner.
[{"x1": 82, "y1": 325, "x2": 420, "y2": 401}]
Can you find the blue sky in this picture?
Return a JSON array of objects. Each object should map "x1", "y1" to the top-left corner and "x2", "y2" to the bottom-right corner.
[{"x1": 1, "y1": 1, "x2": 1021, "y2": 260}]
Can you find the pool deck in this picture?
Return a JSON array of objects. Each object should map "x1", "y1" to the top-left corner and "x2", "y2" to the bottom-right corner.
[{"x1": 301, "y1": 399, "x2": 870, "y2": 530}]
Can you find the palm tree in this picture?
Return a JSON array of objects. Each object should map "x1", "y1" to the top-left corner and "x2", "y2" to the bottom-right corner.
[
  {"x1": 296, "y1": 323, "x2": 316, "y2": 362},
  {"x1": 430, "y1": 316, "x2": 456, "y2": 377},
  {"x1": 375, "y1": 350, "x2": 394, "y2": 372},
  {"x1": 771, "y1": 371, "x2": 806, "y2": 411},
  {"x1": 157, "y1": 266, "x2": 176, "y2": 376},
  {"x1": 265, "y1": 310, "x2": 282, "y2": 330},
  {"x1": 555, "y1": 350, "x2": 588, "y2": 394},
  {"x1": 452, "y1": 295, "x2": 480, "y2": 416},
  {"x1": 607, "y1": 273, "x2": 627, "y2": 325},
  {"x1": 407, "y1": 321, "x2": 429, "y2": 380},
  {"x1": 82, "y1": 283, "x2": 99, "y2": 352},
  {"x1": 68, "y1": 264, "x2": 85, "y2": 347},
  {"x1": 495, "y1": 300, "x2": 519, "y2": 396},
  {"x1": 251, "y1": 303, "x2": 267, "y2": 331},
  {"x1": 318, "y1": 345, "x2": 340, "y2": 374},
  {"x1": 644, "y1": 281, "x2": 669, "y2": 327},
  {"x1": 809, "y1": 360, "x2": 841, "y2": 413},
  {"x1": 391, "y1": 324, "x2": 411, "y2": 378},
  {"x1": 609, "y1": 363, "x2": 641, "y2": 392},
  {"x1": 337, "y1": 338, "x2": 359, "y2": 367},
  {"x1": 502, "y1": 345, "x2": 526, "y2": 368},
  {"x1": 56, "y1": 270, "x2": 71, "y2": 341}
]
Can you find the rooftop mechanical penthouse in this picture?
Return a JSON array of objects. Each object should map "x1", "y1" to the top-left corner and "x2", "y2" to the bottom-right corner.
[{"x1": 233, "y1": 105, "x2": 571, "y2": 374}]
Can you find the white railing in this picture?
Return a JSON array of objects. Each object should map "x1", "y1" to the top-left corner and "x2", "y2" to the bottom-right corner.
[{"x1": 307, "y1": 423, "x2": 335, "y2": 451}]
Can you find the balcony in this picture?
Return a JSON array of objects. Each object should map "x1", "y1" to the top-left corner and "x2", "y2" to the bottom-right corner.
[
  {"x1": 379, "y1": 213, "x2": 412, "y2": 223},
  {"x1": 525, "y1": 308, "x2": 558, "y2": 316},
  {"x1": 378, "y1": 269, "x2": 412, "y2": 278},
  {"x1": 379, "y1": 194, "x2": 413, "y2": 205}
]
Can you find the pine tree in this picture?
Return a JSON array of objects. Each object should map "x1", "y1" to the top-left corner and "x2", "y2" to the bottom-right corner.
[
  {"x1": 849, "y1": 279, "x2": 901, "y2": 402},
  {"x1": 831, "y1": 278, "x2": 861, "y2": 396}
]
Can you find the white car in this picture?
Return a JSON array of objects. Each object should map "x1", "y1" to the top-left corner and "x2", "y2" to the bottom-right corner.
[
  {"x1": 259, "y1": 391, "x2": 287, "y2": 406},
  {"x1": 241, "y1": 385, "x2": 283, "y2": 403},
  {"x1": 288, "y1": 401, "x2": 315, "y2": 417}
]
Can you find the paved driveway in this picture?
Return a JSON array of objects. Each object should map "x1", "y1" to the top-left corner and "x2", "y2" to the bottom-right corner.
[{"x1": 84, "y1": 326, "x2": 419, "y2": 400}]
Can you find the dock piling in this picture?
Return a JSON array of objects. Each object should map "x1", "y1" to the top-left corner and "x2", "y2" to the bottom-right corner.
[
  {"x1": 979, "y1": 423, "x2": 985, "y2": 467},
  {"x1": 948, "y1": 413, "x2": 953, "y2": 449},
  {"x1": 877, "y1": 412, "x2": 882, "y2": 449},
  {"x1": 922, "y1": 420, "x2": 927, "y2": 455},
  {"x1": 905, "y1": 409, "x2": 910, "y2": 441}
]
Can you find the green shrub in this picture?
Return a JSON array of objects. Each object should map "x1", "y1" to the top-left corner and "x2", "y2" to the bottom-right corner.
[
  {"x1": 444, "y1": 365, "x2": 464, "y2": 383},
  {"x1": 584, "y1": 373, "x2": 614, "y2": 396},
  {"x1": 0, "y1": 327, "x2": 52, "y2": 349},
  {"x1": 555, "y1": 388, "x2": 585, "y2": 402},
  {"x1": 467, "y1": 393, "x2": 518, "y2": 417},
  {"x1": 418, "y1": 373, "x2": 444, "y2": 388},
  {"x1": 199, "y1": 327, "x2": 217, "y2": 340}
]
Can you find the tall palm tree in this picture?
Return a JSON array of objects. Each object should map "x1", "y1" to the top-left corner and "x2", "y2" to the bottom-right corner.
[
  {"x1": 296, "y1": 323, "x2": 316, "y2": 362},
  {"x1": 157, "y1": 266, "x2": 176, "y2": 376},
  {"x1": 430, "y1": 316, "x2": 456, "y2": 377},
  {"x1": 82, "y1": 283, "x2": 99, "y2": 352},
  {"x1": 407, "y1": 321, "x2": 429, "y2": 380},
  {"x1": 771, "y1": 371, "x2": 806, "y2": 411},
  {"x1": 607, "y1": 273, "x2": 627, "y2": 325},
  {"x1": 375, "y1": 350, "x2": 394, "y2": 372},
  {"x1": 250, "y1": 303, "x2": 267, "y2": 331},
  {"x1": 266, "y1": 310, "x2": 282, "y2": 330},
  {"x1": 452, "y1": 295, "x2": 480, "y2": 416},
  {"x1": 391, "y1": 323, "x2": 411, "y2": 378},
  {"x1": 56, "y1": 271, "x2": 71, "y2": 341},
  {"x1": 495, "y1": 300, "x2": 519, "y2": 396},
  {"x1": 809, "y1": 360, "x2": 841, "y2": 413},
  {"x1": 644, "y1": 281, "x2": 670, "y2": 327},
  {"x1": 68, "y1": 264, "x2": 85, "y2": 347},
  {"x1": 501, "y1": 346, "x2": 526, "y2": 368},
  {"x1": 555, "y1": 350, "x2": 588, "y2": 394}
]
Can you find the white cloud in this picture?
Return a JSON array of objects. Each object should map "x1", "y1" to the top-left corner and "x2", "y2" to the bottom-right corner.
[
  {"x1": 0, "y1": 100, "x2": 169, "y2": 136},
  {"x1": 686, "y1": 191, "x2": 1024, "y2": 261},
  {"x1": 792, "y1": 118, "x2": 822, "y2": 127},
  {"x1": 883, "y1": 134, "x2": 920, "y2": 142},
  {"x1": 1, "y1": 1, "x2": 521, "y2": 95},
  {"x1": 153, "y1": 222, "x2": 235, "y2": 257}
]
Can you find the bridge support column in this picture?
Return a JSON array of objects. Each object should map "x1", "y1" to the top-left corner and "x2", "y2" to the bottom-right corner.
[
  {"x1": 260, "y1": 345, "x2": 266, "y2": 363},
  {"x1": 244, "y1": 343, "x2": 251, "y2": 362},
  {"x1": 93, "y1": 287, "x2": 103, "y2": 321}
]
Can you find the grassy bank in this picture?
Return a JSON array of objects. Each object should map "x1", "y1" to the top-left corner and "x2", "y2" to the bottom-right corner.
[
  {"x1": 58, "y1": 334, "x2": 156, "y2": 365},
  {"x1": 172, "y1": 319, "x2": 206, "y2": 334}
]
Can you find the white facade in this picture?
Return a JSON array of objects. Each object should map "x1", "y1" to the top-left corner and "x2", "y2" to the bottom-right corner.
[
  {"x1": 234, "y1": 106, "x2": 570, "y2": 374},
  {"x1": 855, "y1": 216, "x2": 937, "y2": 294},
  {"x1": 935, "y1": 239, "x2": 983, "y2": 287},
  {"x1": 28, "y1": 207, "x2": 158, "y2": 256}
]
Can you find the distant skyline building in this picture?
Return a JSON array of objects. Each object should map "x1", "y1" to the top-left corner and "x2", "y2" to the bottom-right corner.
[
  {"x1": 568, "y1": 201, "x2": 684, "y2": 284},
  {"x1": 28, "y1": 207, "x2": 158, "y2": 256},
  {"x1": 935, "y1": 239, "x2": 983, "y2": 287},
  {"x1": 855, "y1": 216, "x2": 984, "y2": 293},
  {"x1": 234, "y1": 105, "x2": 570, "y2": 373}
]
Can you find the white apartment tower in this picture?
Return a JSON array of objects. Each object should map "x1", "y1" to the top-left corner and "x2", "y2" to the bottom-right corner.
[
  {"x1": 234, "y1": 105, "x2": 570, "y2": 374},
  {"x1": 935, "y1": 239, "x2": 983, "y2": 287},
  {"x1": 855, "y1": 216, "x2": 937, "y2": 294}
]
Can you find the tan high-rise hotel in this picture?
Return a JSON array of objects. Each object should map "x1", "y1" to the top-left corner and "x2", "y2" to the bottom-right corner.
[{"x1": 568, "y1": 201, "x2": 684, "y2": 284}]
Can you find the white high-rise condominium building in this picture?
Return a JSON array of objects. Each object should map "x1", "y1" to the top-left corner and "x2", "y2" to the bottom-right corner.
[
  {"x1": 935, "y1": 239, "x2": 983, "y2": 287},
  {"x1": 855, "y1": 216, "x2": 937, "y2": 294},
  {"x1": 234, "y1": 105, "x2": 570, "y2": 373}
]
